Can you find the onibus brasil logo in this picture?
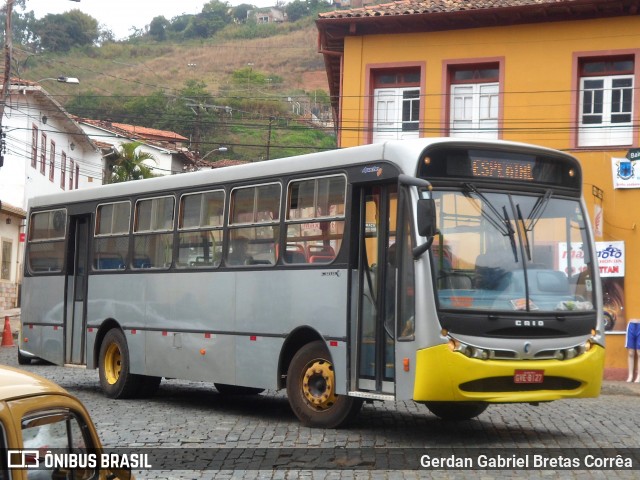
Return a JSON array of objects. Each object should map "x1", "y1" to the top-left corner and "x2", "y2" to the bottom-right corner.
[{"x1": 7, "y1": 449, "x2": 151, "y2": 470}]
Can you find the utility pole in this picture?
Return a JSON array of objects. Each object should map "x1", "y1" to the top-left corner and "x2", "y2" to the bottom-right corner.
[
  {"x1": 266, "y1": 116, "x2": 275, "y2": 160},
  {"x1": 1, "y1": 0, "x2": 13, "y2": 123},
  {"x1": 0, "y1": 0, "x2": 13, "y2": 168}
]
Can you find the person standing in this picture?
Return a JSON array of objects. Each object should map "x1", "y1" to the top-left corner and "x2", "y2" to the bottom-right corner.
[{"x1": 626, "y1": 319, "x2": 640, "y2": 382}]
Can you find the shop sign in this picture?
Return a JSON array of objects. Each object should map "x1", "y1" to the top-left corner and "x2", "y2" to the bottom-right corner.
[
  {"x1": 557, "y1": 241, "x2": 624, "y2": 278},
  {"x1": 626, "y1": 148, "x2": 640, "y2": 160},
  {"x1": 612, "y1": 157, "x2": 640, "y2": 188},
  {"x1": 595, "y1": 241, "x2": 625, "y2": 277}
]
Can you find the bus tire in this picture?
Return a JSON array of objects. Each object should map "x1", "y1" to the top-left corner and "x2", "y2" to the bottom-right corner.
[
  {"x1": 214, "y1": 383, "x2": 265, "y2": 395},
  {"x1": 425, "y1": 401, "x2": 488, "y2": 421},
  {"x1": 286, "y1": 340, "x2": 363, "y2": 428},
  {"x1": 98, "y1": 329, "x2": 141, "y2": 399}
]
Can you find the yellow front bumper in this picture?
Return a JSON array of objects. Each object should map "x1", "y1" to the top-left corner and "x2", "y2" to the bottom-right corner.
[{"x1": 413, "y1": 343, "x2": 604, "y2": 403}]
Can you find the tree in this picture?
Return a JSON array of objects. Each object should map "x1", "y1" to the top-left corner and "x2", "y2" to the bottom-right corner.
[
  {"x1": 232, "y1": 4, "x2": 253, "y2": 23},
  {"x1": 285, "y1": 0, "x2": 309, "y2": 22},
  {"x1": 183, "y1": 0, "x2": 231, "y2": 39},
  {"x1": 168, "y1": 14, "x2": 193, "y2": 35},
  {"x1": 97, "y1": 26, "x2": 115, "y2": 44},
  {"x1": 3, "y1": 3, "x2": 37, "y2": 47},
  {"x1": 148, "y1": 16, "x2": 169, "y2": 41},
  {"x1": 110, "y1": 142, "x2": 156, "y2": 183},
  {"x1": 33, "y1": 9, "x2": 99, "y2": 52}
]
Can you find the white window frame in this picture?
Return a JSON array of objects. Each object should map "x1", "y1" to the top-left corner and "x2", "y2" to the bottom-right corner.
[
  {"x1": 450, "y1": 82, "x2": 499, "y2": 139},
  {"x1": 1, "y1": 238, "x2": 12, "y2": 281},
  {"x1": 372, "y1": 87, "x2": 420, "y2": 143},
  {"x1": 578, "y1": 74, "x2": 634, "y2": 147}
]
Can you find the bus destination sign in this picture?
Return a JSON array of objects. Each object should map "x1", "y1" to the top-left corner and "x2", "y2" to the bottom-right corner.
[
  {"x1": 422, "y1": 147, "x2": 581, "y2": 189},
  {"x1": 471, "y1": 157, "x2": 534, "y2": 181}
]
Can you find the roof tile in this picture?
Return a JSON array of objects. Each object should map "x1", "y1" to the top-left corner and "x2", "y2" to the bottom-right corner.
[{"x1": 319, "y1": 0, "x2": 579, "y2": 19}]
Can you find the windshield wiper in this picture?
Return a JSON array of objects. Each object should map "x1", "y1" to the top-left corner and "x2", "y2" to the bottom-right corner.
[
  {"x1": 502, "y1": 206, "x2": 518, "y2": 263},
  {"x1": 516, "y1": 204, "x2": 531, "y2": 261},
  {"x1": 464, "y1": 183, "x2": 519, "y2": 262},
  {"x1": 526, "y1": 189, "x2": 553, "y2": 231},
  {"x1": 516, "y1": 190, "x2": 552, "y2": 262},
  {"x1": 463, "y1": 183, "x2": 510, "y2": 236}
]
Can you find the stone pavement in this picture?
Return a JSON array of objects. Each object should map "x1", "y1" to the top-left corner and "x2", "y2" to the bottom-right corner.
[{"x1": 2, "y1": 316, "x2": 640, "y2": 479}]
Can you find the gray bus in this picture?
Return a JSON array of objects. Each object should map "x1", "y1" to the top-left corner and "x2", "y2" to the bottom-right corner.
[{"x1": 20, "y1": 138, "x2": 604, "y2": 428}]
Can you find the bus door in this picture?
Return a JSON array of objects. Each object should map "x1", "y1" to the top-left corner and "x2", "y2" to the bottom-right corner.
[
  {"x1": 354, "y1": 184, "x2": 397, "y2": 394},
  {"x1": 64, "y1": 215, "x2": 90, "y2": 365}
]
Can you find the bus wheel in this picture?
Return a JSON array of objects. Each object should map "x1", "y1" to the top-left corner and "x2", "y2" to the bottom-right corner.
[
  {"x1": 287, "y1": 340, "x2": 363, "y2": 428},
  {"x1": 214, "y1": 383, "x2": 265, "y2": 395},
  {"x1": 425, "y1": 401, "x2": 488, "y2": 421},
  {"x1": 98, "y1": 329, "x2": 140, "y2": 399}
]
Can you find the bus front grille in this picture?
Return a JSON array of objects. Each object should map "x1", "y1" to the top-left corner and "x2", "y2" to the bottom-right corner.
[{"x1": 459, "y1": 376, "x2": 581, "y2": 393}]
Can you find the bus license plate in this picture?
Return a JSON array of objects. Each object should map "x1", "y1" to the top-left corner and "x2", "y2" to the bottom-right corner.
[{"x1": 514, "y1": 369, "x2": 544, "y2": 384}]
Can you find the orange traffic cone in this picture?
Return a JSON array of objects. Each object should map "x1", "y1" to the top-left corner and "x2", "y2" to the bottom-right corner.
[{"x1": 1, "y1": 316, "x2": 15, "y2": 348}]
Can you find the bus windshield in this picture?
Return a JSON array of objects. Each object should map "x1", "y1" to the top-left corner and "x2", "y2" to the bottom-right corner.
[{"x1": 431, "y1": 187, "x2": 595, "y2": 313}]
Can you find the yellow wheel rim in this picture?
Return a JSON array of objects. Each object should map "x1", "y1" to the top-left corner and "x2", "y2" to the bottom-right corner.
[
  {"x1": 301, "y1": 359, "x2": 337, "y2": 411},
  {"x1": 104, "y1": 342, "x2": 122, "y2": 385}
]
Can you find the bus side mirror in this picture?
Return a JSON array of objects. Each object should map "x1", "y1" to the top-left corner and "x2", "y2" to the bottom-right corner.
[
  {"x1": 417, "y1": 198, "x2": 437, "y2": 238},
  {"x1": 413, "y1": 198, "x2": 437, "y2": 259}
]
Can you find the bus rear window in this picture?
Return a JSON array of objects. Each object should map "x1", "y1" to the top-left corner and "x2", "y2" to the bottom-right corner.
[{"x1": 29, "y1": 209, "x2": 66, "y2": 241}]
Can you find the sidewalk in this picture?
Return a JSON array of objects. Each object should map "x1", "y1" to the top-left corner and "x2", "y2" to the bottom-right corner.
[{"x1": 601, "y1": 379, "x2": 640, "y2": 396}]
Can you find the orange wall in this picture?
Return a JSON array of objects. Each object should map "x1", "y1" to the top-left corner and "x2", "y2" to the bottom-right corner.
[{"x1": 338, "y1": 15, "x2": 640, "y2": 371}]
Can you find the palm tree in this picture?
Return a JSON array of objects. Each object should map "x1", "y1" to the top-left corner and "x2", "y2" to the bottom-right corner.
[{"x1": 109, "y1": 141, "x2": 157, "y2": 183}]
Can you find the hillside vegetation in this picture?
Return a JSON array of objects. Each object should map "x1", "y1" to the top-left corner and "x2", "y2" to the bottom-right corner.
[{"x1": 18, "y1": 19, "x2": 334, "y2": 162}]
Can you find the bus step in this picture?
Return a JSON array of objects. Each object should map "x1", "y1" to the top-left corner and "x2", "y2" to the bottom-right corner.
[
  {"x1": 348, "y1": 391, "x2": 395, "y2": 402},
  {"x1": 63, "y1": 363, "x2": 87, "y2": 369}
]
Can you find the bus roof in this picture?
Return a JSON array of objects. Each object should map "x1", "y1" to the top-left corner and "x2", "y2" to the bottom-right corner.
[{"x1": 27, "y1": 138, "x2": 572, "y2": 209}]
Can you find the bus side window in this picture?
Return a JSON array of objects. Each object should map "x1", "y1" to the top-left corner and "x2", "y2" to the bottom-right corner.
[
  {"x1": 227, "y1": 236, "x2": 253, "y2": 265},
  {"x1": 284, "y1": 175, "x2": 346, "y2": 266},
  {"x1": 94, "y1": 253, "x2": 125, "y2": 270},
  {"x1": 93, "y1": 201, "x2": 131, "y2": 271},
  {"x1": 307, "y1": 245, "x2": 335, "y2": 263},
  {"x1": 228, "y1": 183, "x2": 281, "y2": 267},
  {"x1": 281, "y1": 244, "x2": 306, "y2": 264},
  {"x1": 27, "y1": 209, "x2": 67, "y2": 274},
  {"x1": 176, "y1": 190, "x2": 224, "y2": 269}
]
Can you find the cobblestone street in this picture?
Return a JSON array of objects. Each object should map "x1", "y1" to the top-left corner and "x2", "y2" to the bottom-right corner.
[{"x1": 2, "y1": 342, "x2": 639, "y2": 480}]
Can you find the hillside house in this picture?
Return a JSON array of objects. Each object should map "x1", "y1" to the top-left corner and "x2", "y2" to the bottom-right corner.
[
  {"x1": 316, "y1": 0, "x2": 640, "y2": 375},
  {"x1": 76, "y1": 119, "x2": 198, "y2": 180},
  {"x1": 252, "y1": 7, "x2": 285, "y2": 24}
]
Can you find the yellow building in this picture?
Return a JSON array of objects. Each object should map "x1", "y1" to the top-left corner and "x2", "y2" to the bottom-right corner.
[{"x1": 316, "y1": 0, "x2": 640, "y2": 377}]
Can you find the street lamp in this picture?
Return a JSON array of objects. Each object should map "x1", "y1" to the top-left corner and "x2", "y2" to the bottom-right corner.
[
  {"x1": 37, "y1": 76, "x2": 80, "y2": 85},
  {"x1": 199, "y1": 147, "x2": 228, "y2": 162}
]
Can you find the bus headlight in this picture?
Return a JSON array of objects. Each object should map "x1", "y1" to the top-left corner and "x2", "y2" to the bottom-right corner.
[{"x1": 447, "y1": 336, "x2": 491, "y2": 360}]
